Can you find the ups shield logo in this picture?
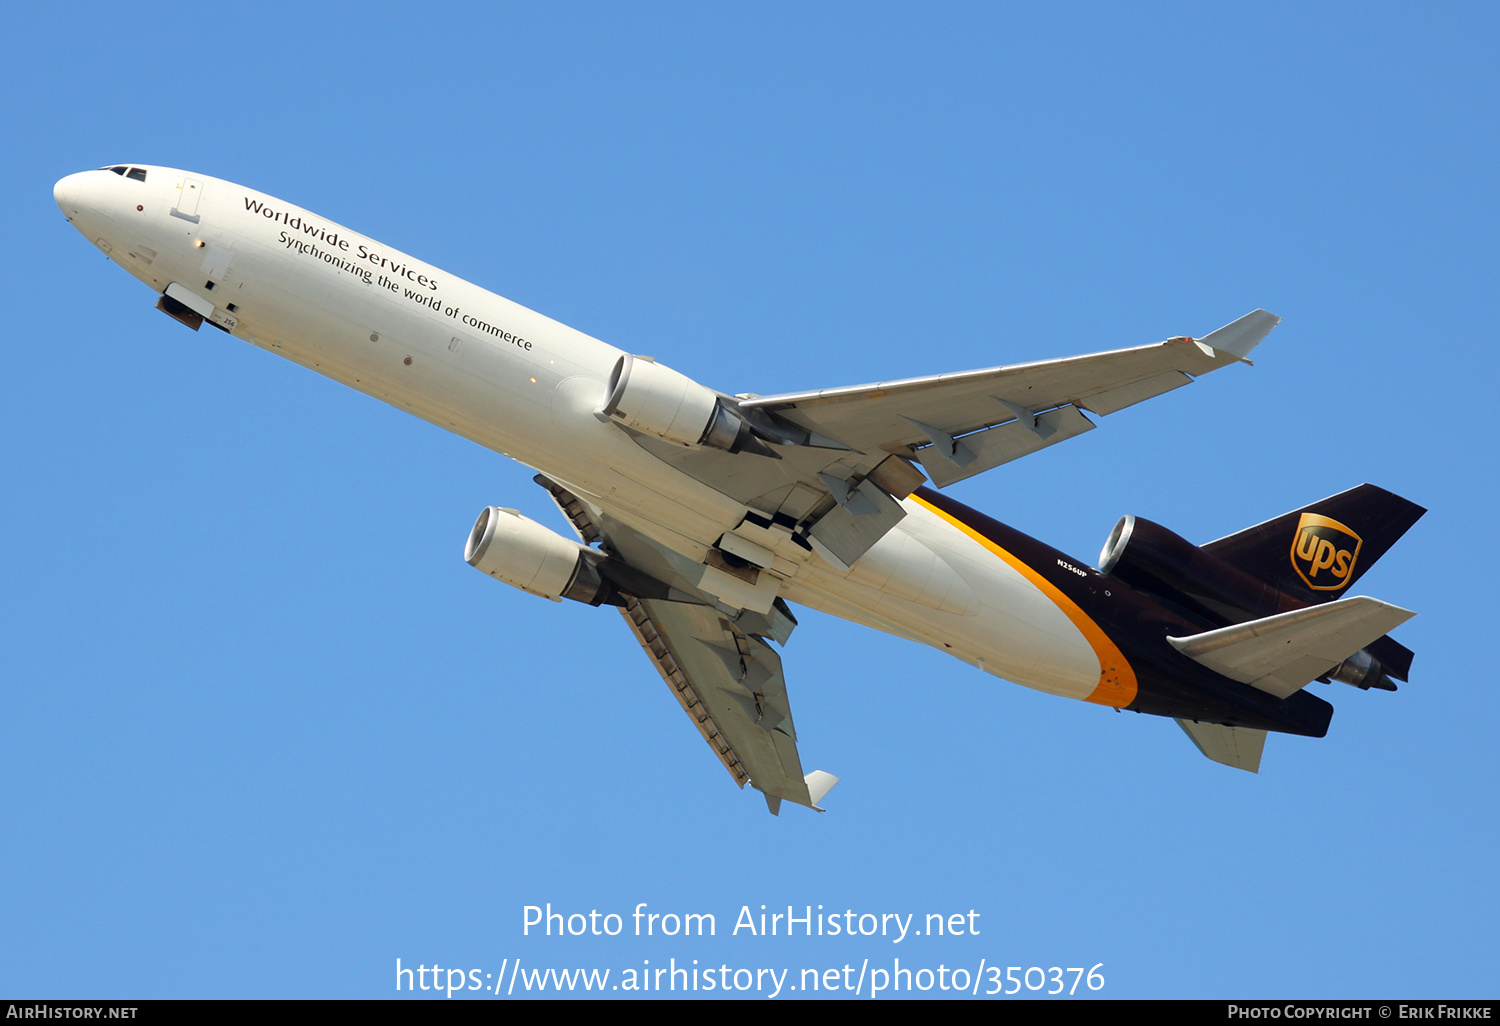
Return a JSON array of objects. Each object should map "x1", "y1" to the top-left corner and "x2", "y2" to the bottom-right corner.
[{"x1": 1291, "y1": 513, "x2": 1362, "y2": 591}]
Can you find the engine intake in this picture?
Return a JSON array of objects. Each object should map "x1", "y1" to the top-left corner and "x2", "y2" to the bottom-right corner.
[
  {"x1": 1100, "y1": 514, "x2": 1305, "y2": 624},
  {"x1": 599, "y1": 354, "x2": 779, "y2": 457},
  {"x1": 464, "y1": 507, "x2": 612, "y2": 605}
]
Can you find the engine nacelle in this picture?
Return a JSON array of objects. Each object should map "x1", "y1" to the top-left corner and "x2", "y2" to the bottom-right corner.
[
  {"x1": 599, "y1": 354, "x2": 719, "y2": 446},
  {"x1": 464, "y1": 507, "x2": 610, "y2": 604},
  {"x1": 598, "y1": 354, "x2": 778, "y2": 457}
]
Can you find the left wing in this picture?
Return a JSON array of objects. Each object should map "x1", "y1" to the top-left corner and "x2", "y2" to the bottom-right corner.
[
  {"x1": 620, "y1": 594, "x2": 837, "y2": 814},
  {"x1": 536, "y1": 475, "x2": 838, "y2": 815},
  {"x1": 739, "y1": 309, "x2": 1279, "y2": 487}
]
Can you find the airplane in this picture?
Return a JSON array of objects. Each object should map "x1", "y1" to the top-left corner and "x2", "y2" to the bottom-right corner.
[{"x1": 53, "y1": 165, "x2": 1424, "y2": 814}]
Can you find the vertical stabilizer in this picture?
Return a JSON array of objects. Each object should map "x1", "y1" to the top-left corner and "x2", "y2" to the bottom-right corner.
[{"x1": 1202, "y1": 484, "x2": 1425, "y2": 603}]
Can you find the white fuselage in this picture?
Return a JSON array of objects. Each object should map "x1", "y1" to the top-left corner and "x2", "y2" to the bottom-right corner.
[{"x1": 54, "y1": 166, "x2": 1107, "y2": 704}]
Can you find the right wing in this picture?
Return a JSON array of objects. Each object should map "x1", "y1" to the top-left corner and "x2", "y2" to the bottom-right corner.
[
  {"x1": 739, "y1": 309, "x2": 1280, "y2": 487},
  {"x1": 536, "y1": 475, "x2": 838, "y2": 815},
  {"x1": 608, "y1": 311, "x2": 1277, "y2": 573}
]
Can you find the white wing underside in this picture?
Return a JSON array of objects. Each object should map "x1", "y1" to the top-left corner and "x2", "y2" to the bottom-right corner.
[
  {"x1": 738, "y1": 310, "x2": 1279, "y2": 487},
  {"x1": 537, "y1": 475, "x2": 836, "y2": 814}
]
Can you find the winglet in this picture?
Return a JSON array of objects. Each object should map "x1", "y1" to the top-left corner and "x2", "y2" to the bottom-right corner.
[
  {"x1": 805, "y1": 770, "x2": 840, "y2": 811},
  {"x1": 1193, "y1": 309, "x2": 1280, "y2": 361}
]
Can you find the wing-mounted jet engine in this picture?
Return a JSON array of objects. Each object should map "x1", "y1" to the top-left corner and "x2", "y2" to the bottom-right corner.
[
  {"x1": 463, "y1": 484, "x2": 832, "y2": 815},
  {"x1": 464, "y1": 506, "x2": 617, "y2": 604},
  {"x1": 596, "y1": 353, "x2": 923, "y2": 574},
  {"x1": 598, "y1": 354, "x2": 803, "y2": 458},
  {"x1": 464, "y1": 505, "x2": 698, "y2": 610}
]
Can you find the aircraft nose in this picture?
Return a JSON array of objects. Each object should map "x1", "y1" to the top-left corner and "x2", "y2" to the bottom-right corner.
[{"x1": 53, "y1": 171, "x2": 86, "y2": 214}]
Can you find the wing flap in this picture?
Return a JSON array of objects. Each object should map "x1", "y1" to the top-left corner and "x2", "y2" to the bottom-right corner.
[
  {"x1": 915, "y1": 403, "x2": 1095, "y2": 487},
  {"x1": 630, "y1": 596, "x2": 821, "y2": 807},
  {"x1": 535, "y1": 475, "x2": 831, "y2": 811},
  {"x1": 738, "y1": 312, "x2": 1278, "y2": 472},
  {"x1": 619, "y1": 596, "x2": 750, "y2": 788}
]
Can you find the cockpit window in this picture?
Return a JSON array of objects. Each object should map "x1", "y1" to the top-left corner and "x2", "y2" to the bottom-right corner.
[
  {"x1": 102, "y1": 166, "x2": 127, "y2": 175},
  {"x1": 126, "y1": 168, "x2": 147, "y2": 182}
]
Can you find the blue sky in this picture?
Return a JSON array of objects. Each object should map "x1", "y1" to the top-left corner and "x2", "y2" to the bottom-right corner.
[{"x1": 2, "y1": 2, "x2": 1495, "y2": 999}]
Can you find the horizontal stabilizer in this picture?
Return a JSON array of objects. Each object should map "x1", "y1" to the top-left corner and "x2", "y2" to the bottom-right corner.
[
  {"x1": 1168, "y1": 596, "x2": 1416, "y2": 699},
  {"x1": 1176, "y1": 719, "x2": 1266, "y2": 773}
]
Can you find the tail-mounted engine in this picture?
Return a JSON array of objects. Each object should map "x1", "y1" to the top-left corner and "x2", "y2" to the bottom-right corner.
[
  {"x1": 1099, "y1": 515, "x2": 1301, "y2": 625},
  {"x1": 1099, "y1": 514, "x2": 1398, "y2": 690}
]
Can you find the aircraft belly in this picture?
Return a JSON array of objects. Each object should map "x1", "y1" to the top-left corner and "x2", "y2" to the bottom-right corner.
[
  {"x1": 787, "y1": 506, "x2": 1101, "y2": 700},
  {"x1": 101, "y1": 173, "x2": 1131, "y2": 709},
  {"x1": 260, "y1": 300, "x2": 745, "y2": 548},
  {"x1": 956, "y1": 571, "x2": 1101, "y2": 697},
  {"x1": 123, "y1": 181, "x2": 1106, "y2": 689},
  {"x1": 80, "y1": 175, "x2": 744, "y2": 561}
]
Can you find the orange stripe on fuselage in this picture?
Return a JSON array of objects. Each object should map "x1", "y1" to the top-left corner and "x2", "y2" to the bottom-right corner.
[{"x1": 911, "y1": 494, "x2": 1138, "y2": 707}]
